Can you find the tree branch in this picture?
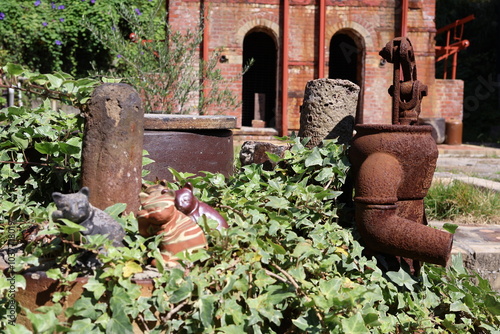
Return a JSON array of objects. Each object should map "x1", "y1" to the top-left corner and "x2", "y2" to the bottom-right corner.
[{"x1": 163, "y1": 300, "x2": 189, "y2": 321}]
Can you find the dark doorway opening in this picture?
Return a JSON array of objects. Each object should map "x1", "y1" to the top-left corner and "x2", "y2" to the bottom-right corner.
[
  {"x1": 329, "y1": 31, "x2": 364, "y2": 122},
  {"x1": 242, "y1": 31, "x2": 277, "y2": 127},
  {"x1": 329, "y1": 33, "x2": 360, "y2": 85}
]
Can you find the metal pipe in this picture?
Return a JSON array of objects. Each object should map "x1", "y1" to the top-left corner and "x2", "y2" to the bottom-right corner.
[
  {"x1": 400, "y1": 0, "x2": 408, "y2": 37},
  {"x1": 318, "y1": 0, "x2": 326, "y2": 78},
  {"x1": 281, "y1": 0, "x2": 289, "y2": 136},
  {"x1": 356, "y1": 203, "x2": 453, "y2": 266},
  {"x1": 17, "y1": 83, "x2": 22, "y2": 106},
  {"x1": 452, "y1": 52, "x2": 458, "y2": 79},
  {"x1": 8, "y1": 88, "x2": 14, "y2": 107},
  {"x1": 202, "y1": 0, "x2": 210, "y2": 104}
]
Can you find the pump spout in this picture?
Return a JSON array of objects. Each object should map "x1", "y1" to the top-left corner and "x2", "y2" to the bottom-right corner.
[{"x1": 355, "y1": 203, "x2": 452, "y2": 266}]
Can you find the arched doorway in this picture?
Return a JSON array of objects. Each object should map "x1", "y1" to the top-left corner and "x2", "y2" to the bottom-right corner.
[
  {"x1": 329, "y1": 33, "x2": 361, "y2": 85},
  {"x1": 242, "y1": 31, "x2": 277, "y2": 128},
  {"x1": 329, "y1": 31, "x2": 364, "y2": 122}
]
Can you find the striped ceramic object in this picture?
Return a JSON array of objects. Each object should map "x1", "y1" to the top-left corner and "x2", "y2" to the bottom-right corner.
[{"x1": 137, "y1": 189, "x2": 207, "y2": 267}]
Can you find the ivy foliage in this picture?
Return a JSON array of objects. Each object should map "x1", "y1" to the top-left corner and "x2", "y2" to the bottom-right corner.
[
  {"x1": 1, "y1": 138, "x2": 499, "y2": 333},
  {"x1": 0, "y1": 0, "x2": 156, "y2": 77},
  {"x1": 0, "y1": 63, "x2": 101, "y2": 240},
  {"x1": 0, "y1": 102, "x2": 83, "y2": 229}
]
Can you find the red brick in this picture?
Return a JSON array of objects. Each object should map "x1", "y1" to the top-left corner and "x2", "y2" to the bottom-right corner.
[{"x1": 167, "y1": 0, "x2": 460, "y2": 133}]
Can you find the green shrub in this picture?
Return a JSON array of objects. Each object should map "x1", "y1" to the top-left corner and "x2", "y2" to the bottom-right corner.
[
  {"x1": 0, "y1": 64, "x2": 100, "y2": 246},
  {"x1": 0, "y1": 0, "x2": 248, "y2": 114},
  {"x1": 0, "y1": 0, "x2": 142, "y2": 76},
  {"x1": 1, "y1": 138, "x2": 499, "y2": 333}
]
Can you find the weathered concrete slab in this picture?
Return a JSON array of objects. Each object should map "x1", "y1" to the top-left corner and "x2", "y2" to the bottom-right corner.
[
  {"x1": 431, "y1": 222, "x2": 500, "y2": 291},
  {"x1": 437, "y1": 144, "x2": 500, "y2": 158},
  {"x1": 144, "y1": 114, "x2": 236, "y2": 130}
]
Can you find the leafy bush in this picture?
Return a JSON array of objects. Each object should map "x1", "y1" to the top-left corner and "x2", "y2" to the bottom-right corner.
[
  {"x1": 1, "y1": 0, "x2": 248, "y2": 114},
  {"x1": 0, "y1": 101, "x2": 83, "y2": 219},
  {"x1": 0, "y1": 0, "x2": 141, "y2": 76},
  {"x1": 1, "y1": 138, "x2": 499, "y2": 333},
  {"x1": 0, "y1": 63, "x2": 100, "y2": 245}
]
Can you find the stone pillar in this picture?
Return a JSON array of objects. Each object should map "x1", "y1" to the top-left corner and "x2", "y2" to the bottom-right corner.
[
  {"x1": 298, "y1": 79, "x2": 360, "y2": 147},
  {"x1": 81, "y1": 83, "x2": 144, "y2": 213}
]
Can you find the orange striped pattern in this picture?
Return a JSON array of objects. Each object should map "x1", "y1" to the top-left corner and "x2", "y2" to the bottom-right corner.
[{"x1": 137, "y1": 190, "x2": 207, "y2": 266}]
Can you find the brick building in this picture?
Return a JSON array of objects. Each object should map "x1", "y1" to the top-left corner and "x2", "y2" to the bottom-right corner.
[{"x1": 167, "y1": 0, "x2": 463, "y2": 138}]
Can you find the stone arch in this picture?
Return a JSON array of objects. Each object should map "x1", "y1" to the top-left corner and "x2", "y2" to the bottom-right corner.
[
  {"x1": 235, "y1": 18, "x2": 280, "y2": 46},
  {"x1": 235, "y1": 18, "x2": 280, "y2": 129},
  {"x1": 326, "y1": 21, "x2": 373, "y2": 51}
]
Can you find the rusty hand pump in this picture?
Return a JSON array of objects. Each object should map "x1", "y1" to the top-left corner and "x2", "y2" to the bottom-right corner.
[
  {"x1": 350, "y1": 37, "x2": 453, "y2": 268},
  {"x1": 379, "y1": 37, "x2": 428, "y2": 125}
]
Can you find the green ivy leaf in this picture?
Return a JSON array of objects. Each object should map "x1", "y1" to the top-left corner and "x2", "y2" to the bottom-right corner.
[
  {"x1": 85, "y1": 277, "x2": 107, "y2": 300},
  {"x1": 4, "y1": 63, "x2": 24, "y2": 76},
  {"x1": 27, "y1": 309, "x2": 59, "y2": 333},
  {"x1": 268, "y1": 239, "x2": 286, "y2": 255},
  {"x1": 35, "y1": 142, "x2": 59, "y2": 155},
  {"x1": 265, "y1": 196, "x2": 289, "y2": 209},
  {"x1": 106, "y1": 317, "x2": 133, "y2": 334},
  {"x1": 319, "y1": 278, "x2": 342, "y2": 301},
  {"x1": 3, "y1": 323, "x2": 32, "y2": 334},
  {"x1": 169, "y1": 279, "x2": 194, "y2": 303},
  {"x1": 443, "y1": 222, "x2": 458, "y2": 234},
  {"x1": 11, "y1": 134, "x2": 29, "y2": 149},
  {"x1": 104, "y1": 203, "x2": 127, "y2": 218},
  {"x1": 198, "y1": 294, "x2": 217, "y2": 328},
  {"x1": 315, "y1": 167, "x2": 334, "y2": 182},
  {"x1": 341, "y1": 312, "x2": 369, "y2": 334},
  {"x1": 485, "y1": 295, "x2": 500, "y2": 315},
  {"x1": 67, "y1": 318, "x2": 95, "y2": 333},
  {"x1": 68, "y1": 296, "x2": 103, "y2": 319},
  {"x1": 59, "y1": 142, "x2": 81, "y2": 155},
  {"x1": 304, "y1": 147, "x2": 323, "y2": 167},
  {"x1": 266, "y1": 152, "x2": 282, "y2": 163},
  {"x1": 386, "y1": 268, "x2": 416, "y2": 291},
  {"x1": 57, "y1": 218, "x2": 87, "y2": 235},
  {"x1": 45, "y1": 74, "x2": 64, "y2": 89},
  {"x1": 109, "y1": 289, "x2": 134, "y2": 333}
]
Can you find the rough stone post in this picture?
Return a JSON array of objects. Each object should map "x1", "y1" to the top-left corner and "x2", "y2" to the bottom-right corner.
[
  {"x1": 81, "y1": 83, "x2": 144, "y2": 213},
  {"x1": 298, "y1": 79, "x2": 360, "y2": 147}
]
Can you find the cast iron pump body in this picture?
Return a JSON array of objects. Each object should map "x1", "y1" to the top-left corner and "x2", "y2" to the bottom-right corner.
[{"x1": 350, "y1": 37, "x2": 453, "y2": 268}]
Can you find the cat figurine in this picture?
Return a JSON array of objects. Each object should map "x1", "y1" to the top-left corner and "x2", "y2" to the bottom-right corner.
[
  {"x1": 174, "y1": 182, "x2": 228, "y2": 230},
  {"x1": 51, "y1": 187, "x2": 125, "y2": 247},
  {"x1": 137, "y1": 189, "x2": 208, "y2": 267}
]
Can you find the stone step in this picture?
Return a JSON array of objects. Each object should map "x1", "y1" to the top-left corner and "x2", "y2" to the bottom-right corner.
[{"x1": 430, "y1": 221, "x2": 500, "y2": 291}]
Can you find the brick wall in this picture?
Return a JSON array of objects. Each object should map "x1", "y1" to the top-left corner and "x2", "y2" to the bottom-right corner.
[
  {"x1": 434, "y1": 79, "x2": 464, "y2": 121},
  {"x1": 168, "y1": 0, "x2": 442, "y2": 133}
]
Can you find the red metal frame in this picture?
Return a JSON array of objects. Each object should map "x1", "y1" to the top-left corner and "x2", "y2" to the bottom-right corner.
[
  {"x1": 281, "y1": 0, "x2": 289, "y2": 136},
  {"x1": 435, "y1": 14, "x2": 475, "y2": 79}
]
